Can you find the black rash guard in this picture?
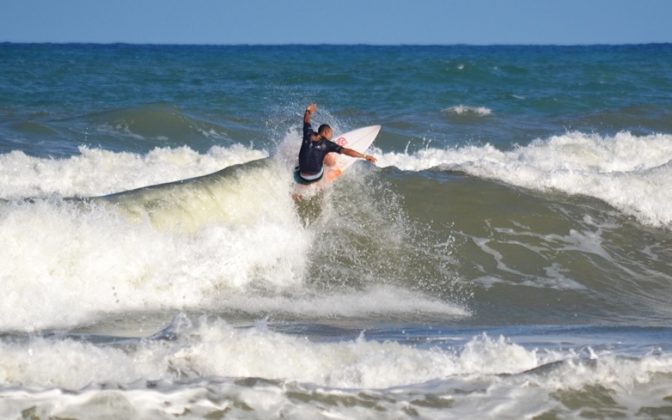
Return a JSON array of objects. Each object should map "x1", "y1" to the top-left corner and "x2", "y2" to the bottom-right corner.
[{"x1": 298, "y1": 122, "x2": 343, "y2": 174}]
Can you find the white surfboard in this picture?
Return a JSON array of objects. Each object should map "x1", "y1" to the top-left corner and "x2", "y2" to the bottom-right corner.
[
  {"x1": 331, "y1": 125, "x2": 381, "y2": 173},
  {"x1": 293, "y1": 125, "x2": 381, "y2": 195}
]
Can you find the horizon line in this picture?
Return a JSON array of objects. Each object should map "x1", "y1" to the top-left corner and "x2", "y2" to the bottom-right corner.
[{"x1": 2, "y1": 41, "x2": 671, "y2": 48}]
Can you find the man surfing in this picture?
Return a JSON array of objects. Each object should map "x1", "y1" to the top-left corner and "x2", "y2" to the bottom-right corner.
[{"x1": 294, "y1": 103, "x2": 377, "y2": 186}]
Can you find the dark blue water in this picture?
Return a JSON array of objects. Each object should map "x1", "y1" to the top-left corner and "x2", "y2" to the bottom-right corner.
[{"x1": 2, "y1": 44, "x2": 671, "y2": 155}]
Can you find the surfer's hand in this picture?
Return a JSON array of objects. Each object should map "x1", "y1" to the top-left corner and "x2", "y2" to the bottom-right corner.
[
  {"x1": 364, "y1": 154, "x2": 377, "y2": 164},
  {"x1": 306, "y1": 103, "x2": 317, "y2": 114}
]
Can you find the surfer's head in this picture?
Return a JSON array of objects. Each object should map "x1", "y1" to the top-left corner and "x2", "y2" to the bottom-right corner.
[{"x1": 318, "y1": 124, "x2": 333, "y2": 140}]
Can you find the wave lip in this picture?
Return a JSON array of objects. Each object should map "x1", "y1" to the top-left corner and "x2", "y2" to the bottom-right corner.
[
  {"x1": 0, "y1": 144, "x2": 267, "y2": 199},
  {"x1": 377, "y1": 131, "x2": 672, "y2": 228}
]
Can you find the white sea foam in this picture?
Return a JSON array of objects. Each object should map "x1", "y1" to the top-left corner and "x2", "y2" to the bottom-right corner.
[
  {"x1": 0, "y1": 181, "x2": 464, "y2": 331},
  {"x1": 0, "y1": 140, "x2": 467, "y2": 331},
  {"x1": 0, "y1": 163, "x2": 310, "y2": 331},
  {"x1": 442, "y1": 105, "x2": 492, "y2": 117},
  {"x1": 0, "y1": 144, "x2": 267, "y2": 199},
  {"x1": 0, "y1": 196, "x2": 464, "y2": 331},
  {"x1": 377, "y1": 131, "x2": 672, "y2": 227},
  {"x1": 0, "y1": 320, "x2": 541, "y2": 390},
  {"x1": 1, "y1": 321, "x2": 671, "y2": 418}
]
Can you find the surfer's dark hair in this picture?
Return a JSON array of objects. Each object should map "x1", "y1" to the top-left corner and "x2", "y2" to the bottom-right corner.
[{"x1": 318, "y1": 124, "x2": 331, "y2": 134}]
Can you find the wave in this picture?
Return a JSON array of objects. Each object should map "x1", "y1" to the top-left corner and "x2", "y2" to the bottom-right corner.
[
  {"x1": 0, "y1": 144, "x2": 267, "y2": 199},
  {"x1": 377, "y1": 131, "x2": 672, "y2": 227},
  {"x1": 0, "y1": 149, "x2": 465, "y2": 331},
  {"x1": 2, "y1": 130, "x2": 670, "y2": 332},
  {"x1": 1, "y1": 318, "x2": 671, "y2": 418},
  {"x1": 442, "y1": 105, "x2": 492, "y2": 117},
  {"x1": 85, "y1": 104, "x2": 229, "y2": 142},
  {"x1": 0, "y1": 158, "x2": 307, "y2": 331},
  {"x1": 2, "y1": 317, "x2": 522, "y2": 390}
]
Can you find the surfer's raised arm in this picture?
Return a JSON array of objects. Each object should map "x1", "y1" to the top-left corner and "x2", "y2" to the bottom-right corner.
[{"x1": 304, "y1": 103, "x2": 317, "y2": 124}]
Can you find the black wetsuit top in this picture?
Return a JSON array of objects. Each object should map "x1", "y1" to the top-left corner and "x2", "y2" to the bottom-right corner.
[{"x1": 298, "y1": 122, "x2": 343, "y2": 174}]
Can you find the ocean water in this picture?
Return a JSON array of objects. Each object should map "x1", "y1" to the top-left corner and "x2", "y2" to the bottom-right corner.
[{"x1": 1, "y1": 43, "x2": 672, "y2": 418}]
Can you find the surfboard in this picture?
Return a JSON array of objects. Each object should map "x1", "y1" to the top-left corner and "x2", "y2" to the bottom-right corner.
[{"x1": 293, "y1": 125, "x2": 381, "y2": 196}]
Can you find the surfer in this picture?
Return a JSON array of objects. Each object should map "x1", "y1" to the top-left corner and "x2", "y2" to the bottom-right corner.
[{"x1": 295, "y1": 103, "x2": 377, "y2": 185}]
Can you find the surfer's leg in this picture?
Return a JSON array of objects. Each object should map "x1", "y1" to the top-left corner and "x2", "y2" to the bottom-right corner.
[
  {"x1": 323, "y1": 153, "x2": 342, "y2": 181},
  {"x1": 323, "y1": 153, "x2": 337, "y2": 167}
]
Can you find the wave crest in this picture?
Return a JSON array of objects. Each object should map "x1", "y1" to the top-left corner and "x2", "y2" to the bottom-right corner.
[
  {"x1": 0, "y1": 144, "x2": 267, "y2": 199},
  {"x1": 377, "y1": 131, "x2": 672, "y2": 227}
]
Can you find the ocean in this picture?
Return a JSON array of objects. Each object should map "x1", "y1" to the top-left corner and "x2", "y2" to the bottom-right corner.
[{"x1": 1, "y1": 43, "x2": 672, "y2": 419}]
